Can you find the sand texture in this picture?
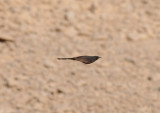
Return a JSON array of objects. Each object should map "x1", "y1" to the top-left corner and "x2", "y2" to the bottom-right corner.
[{"x1": 0, "y1": 0, "x2": 160, "y2": 113}]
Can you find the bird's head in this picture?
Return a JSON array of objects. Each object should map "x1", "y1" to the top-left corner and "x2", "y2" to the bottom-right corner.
[{"x1": 95, "y1": 56, "x2": 101, "y2": 59}]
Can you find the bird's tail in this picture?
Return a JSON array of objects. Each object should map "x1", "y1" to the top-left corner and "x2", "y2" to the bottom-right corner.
[{"x1": 57, "y1": 58, "x2": 75, "y2": 60}]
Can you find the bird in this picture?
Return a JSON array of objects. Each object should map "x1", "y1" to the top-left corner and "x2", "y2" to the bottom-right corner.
[{"x1": 57, "y1": 55, "x2": 101, "y2": 64}]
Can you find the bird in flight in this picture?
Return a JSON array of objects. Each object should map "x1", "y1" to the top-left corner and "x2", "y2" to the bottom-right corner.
[{"x1": 57, "y1": 55, "x2": 101, "y2": 64}]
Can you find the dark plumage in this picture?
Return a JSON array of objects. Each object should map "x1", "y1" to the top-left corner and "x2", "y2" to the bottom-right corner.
[{"x1": 57, "y1": 56, "x2": 101, "y2": 64}]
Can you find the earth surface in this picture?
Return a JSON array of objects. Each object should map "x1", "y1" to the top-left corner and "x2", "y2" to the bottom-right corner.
[{"x1": 0, "y1": 0, "x2": 160, "y2": 113}]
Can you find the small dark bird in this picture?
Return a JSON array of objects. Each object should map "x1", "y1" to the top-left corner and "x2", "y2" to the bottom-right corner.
[{"x1": 57, "y1": 56, "x2": 101, "y2": 64}]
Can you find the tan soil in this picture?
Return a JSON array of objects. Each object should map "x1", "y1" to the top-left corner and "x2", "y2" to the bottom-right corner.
[{"x1": 0, "y1": 0, "x2": 160, "y2": 113}]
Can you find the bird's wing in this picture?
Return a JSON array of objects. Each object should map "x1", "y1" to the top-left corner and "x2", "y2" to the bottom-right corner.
[{"x1": 74, "y1": 56, "x2": 91, "y2": 64}]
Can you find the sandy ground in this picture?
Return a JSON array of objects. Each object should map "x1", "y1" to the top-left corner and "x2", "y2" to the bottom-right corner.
[{"x1": 0, "y1": 0, "x2": 160, "y2": 113}]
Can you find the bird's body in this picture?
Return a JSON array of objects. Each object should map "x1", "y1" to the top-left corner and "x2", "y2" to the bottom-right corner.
[{"x1": 57, "y1": 56, "x2": 101, "y2": 64}]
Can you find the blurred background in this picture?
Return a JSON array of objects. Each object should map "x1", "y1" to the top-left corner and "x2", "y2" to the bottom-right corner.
[{"x1": 0, "y1": 0, "x2": 160, "y2": 113}]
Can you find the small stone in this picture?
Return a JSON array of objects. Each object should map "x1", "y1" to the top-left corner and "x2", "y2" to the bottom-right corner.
[
  {"x1": 64, "y1": 10, "x2": 75, "y2": 22},
  {"x1": 57, "y1": 89, "x2": 64, "y2": 94},
  {"x1": 89, "y1": 3, "x2": 96, "y2": 13},
  {"x1": 126, "y1": 32, "x2": 147, "y2": 41},
  {"x1": 43, "y1": 60, "x2": 54, "y2": 68},
  {"x1": 125, "y1": 57, "x2": 136, "y2": 64},
  {"x1": 55, "y1": 27, "x2": 61, "y2": 32},
  {"x1": 0, "y1": 36, "x2": 14, "y2": 42},
  {"x1": 147, "y1": 76, "x2": 152, "y2": 81}
]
